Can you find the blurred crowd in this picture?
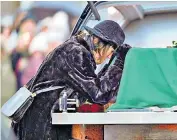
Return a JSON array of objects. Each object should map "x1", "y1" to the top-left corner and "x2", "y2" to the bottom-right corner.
[{"x1": 1, "y1": 10, "x2": 71, "y2": 91}]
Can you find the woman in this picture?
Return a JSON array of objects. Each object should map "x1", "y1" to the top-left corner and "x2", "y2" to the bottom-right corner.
[
  {"x1": 12, "y1": 20, "x2": 131, "y2": 140},
  {"x1": 21, "y1": 32, "x2": 48, "y2": 86},
  {"x1": 10, "y1": 14, "x2": 37, "y2": 91}
]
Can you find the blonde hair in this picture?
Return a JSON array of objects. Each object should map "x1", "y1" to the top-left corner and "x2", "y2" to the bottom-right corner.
[{"x1": 92, "y1": 45, "x2": 114, "y2": 64}]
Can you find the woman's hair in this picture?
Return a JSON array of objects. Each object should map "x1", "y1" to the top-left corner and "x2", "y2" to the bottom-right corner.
[
  {"x1": 75, "y1": 30, "x2": 92, "y2": 52},
  {"x1": 75, "y1": 30, "x2": 87, "y2": 39},
  {"x1": 75, "y1": 30, "x2": 116, "y2": 59}
]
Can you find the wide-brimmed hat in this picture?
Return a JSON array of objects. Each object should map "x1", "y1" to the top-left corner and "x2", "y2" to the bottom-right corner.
[{"x1": 84, "y1": 20, "x2": 125, "y2": 47}]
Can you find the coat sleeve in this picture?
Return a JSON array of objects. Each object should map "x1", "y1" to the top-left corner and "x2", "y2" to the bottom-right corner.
[{"x1": 65, "y1": 46, "x2": 123, "y2": 105}]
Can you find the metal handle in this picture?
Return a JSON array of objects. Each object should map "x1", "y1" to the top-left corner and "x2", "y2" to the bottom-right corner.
[{"x1": 87, "y1": 1, "x2": 100, "y2": 21}]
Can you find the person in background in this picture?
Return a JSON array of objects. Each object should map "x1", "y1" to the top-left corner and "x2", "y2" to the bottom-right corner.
[
  {"x1": 1, "y1": 18, "x2": 17, "y2": 107},
  {"x1": 19, "y1": 14, "x2": 37, "y2": 35},
  {"x1": 1, "y1": 24, "x2": 12, "y2": 55},
  {"x1": 7, "y1": 11, "x2": 27, "y2": 54},
  {"x1": 36, "y1": 16, "x2": 52, "y2": 33},
  {"x1": 46, "y1": 31, "x2": 65, "y2": 55},
  {"x1": 1, "y1": 25, "x2": 11, "y2": 39},
  {"x1": 49, "y1": 11, "x2": 70, "y2": 41},
  {"x1": 10, "y1": 13, "x2": 37, "y2": 90},
  {"x1": 11, "y1": 10, "x2": 28, "y2": 34},
  {"x1": 1, "y1": 26, "x2": 6, "y2": 61},
  {"x1": 21, "y1": 32, "x2": 48, "y2": 85}
]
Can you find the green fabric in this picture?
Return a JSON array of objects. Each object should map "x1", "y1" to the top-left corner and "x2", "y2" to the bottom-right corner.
[{"x1": 108, "y1": 48, "x2": 177, "y2": 111}]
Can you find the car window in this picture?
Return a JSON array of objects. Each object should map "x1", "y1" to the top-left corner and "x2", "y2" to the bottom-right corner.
[
  {"x1": 80, "y1": 1, "x2": 177, "y2": 48},
  {"x1": 85, "y1": 6, "x2": 125, "y2": 28}
]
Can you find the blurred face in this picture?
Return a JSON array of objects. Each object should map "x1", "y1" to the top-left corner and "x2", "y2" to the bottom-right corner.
[
  {"x1": 17, "y1": 32, "x2": 33, "y2": 52},
  {"x1": 92, "y1": 36, "x2": 114, "y2": 64},
  {"x1": 20, "y1": 19, "x2": 36, "y2": 35},
  {"x1": 2, "y1": 27, "x2": 11, "y2": 38}
]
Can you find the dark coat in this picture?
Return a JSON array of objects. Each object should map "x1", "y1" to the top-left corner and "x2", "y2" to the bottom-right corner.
[{"x1": 12, "y1": 36, "x2": 128, "y2": 140}]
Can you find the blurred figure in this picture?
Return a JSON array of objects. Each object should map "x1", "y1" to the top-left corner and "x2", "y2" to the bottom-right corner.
[
  {"x1": 10, "y1": 34, "x2": 29, "y2": 90},
  {"x1": 1, "y1": 22, "x2": 17, "y2": 106},
  {"x1": 44, "y1": 11, "x2": 70, "y2": 54},
  {"x1": 1, "y1": 15, "x2": 13, "y2": 55},
  {"x1": 36, "y1": 16, "x2": 52, "y2": 33},
  {"x1": 49, "y1": 11, "x2": 70, "y2": 40},
  {"x1": 11, "y1": 11, "x2": 28, "y2": 34},
  {"x1": 7, "y1": 11, "x2": 27, "y2": 54},
  {"x1": 46, "y1": 31, "x2": 65, "y2": 55},
  {"x1": 1, "y1": 26, "x2": 7, "y2": 60},
  {"x1": 10, "y1": 13, "x2": 37, "y2": 90},
  {"x1": 19, "y1": 14, "x2": 37, "y2": 35},
  {"x1": 21, "y1": 32, "x2": 48, "y2": 85},
  {"x1": 1, "y1": 25, "x2": 11, "y2": 39}
]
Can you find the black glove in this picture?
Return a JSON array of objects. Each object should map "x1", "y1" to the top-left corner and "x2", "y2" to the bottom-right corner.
[
  {"x1": 114, "y1": 44, "x2": 132, "y2": 69},
  {"x1": 117, "y1": 44, "x2": 131, "y2": 60}
]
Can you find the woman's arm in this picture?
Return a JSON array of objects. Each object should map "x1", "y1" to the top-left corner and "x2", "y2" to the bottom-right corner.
[{"x1": 65, "y1": 45, "x2": 123, "y2": 105}]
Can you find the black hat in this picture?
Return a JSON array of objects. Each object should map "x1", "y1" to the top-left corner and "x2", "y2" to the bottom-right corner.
[{"x1": 84, "y1": 20, "x2": 125, "y2": 47}]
